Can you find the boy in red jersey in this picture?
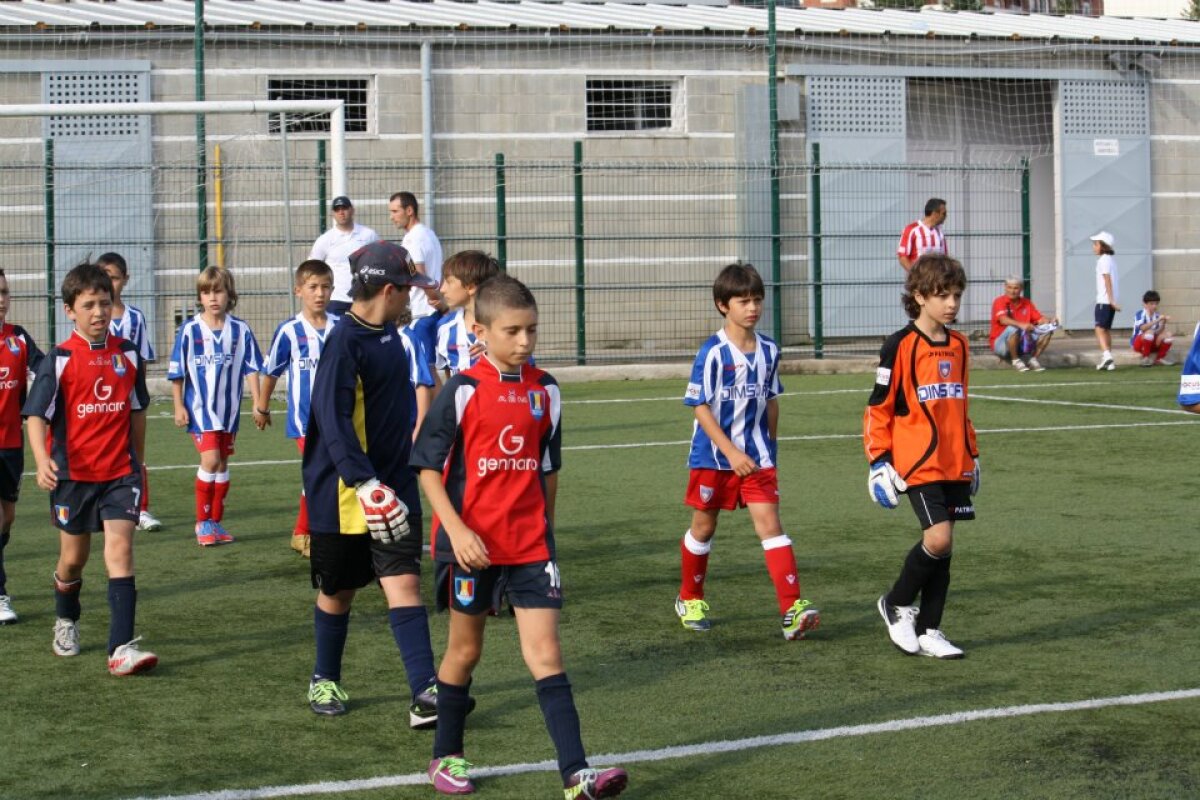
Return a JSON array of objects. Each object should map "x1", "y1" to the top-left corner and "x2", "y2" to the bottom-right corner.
[
  {"x1": 0, "y1": 268, "x2": 45, "y2": 624},
  {"x1": 864, "y1": 254, "x2": 980, "y2": 660},
  {"x1": 23, "y1": 263, "x2": 155, "y2": 675},
  {"x1": 413, "y1": 275, "x2": 627, "y2": 799}
]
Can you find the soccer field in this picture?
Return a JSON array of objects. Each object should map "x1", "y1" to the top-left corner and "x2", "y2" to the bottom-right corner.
[{"x1": 5, "y1": 368, "x2": 1200, "y2": 800}]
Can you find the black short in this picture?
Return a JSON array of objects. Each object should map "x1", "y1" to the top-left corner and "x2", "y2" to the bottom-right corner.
[
  {"x1": 435, "y1": 560, "x2": 563, "y2": 615},
  {"x1": 309, "y1": 526, "x2": 423, "y2": 596},
  {"x1": 51, "y1": 473, "x2": 142, "y2": 534},
  {"x1": 907, "y1": 482, "x2": 975, "y2": 530},
  {"x1": 1094, "y1": 303, "x2": 1116, "y2": 330},
  {"x1": 0, "y1": 448, "x2": 23, "y2": 503}
]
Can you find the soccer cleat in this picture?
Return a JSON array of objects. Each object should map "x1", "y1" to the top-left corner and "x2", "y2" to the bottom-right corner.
[
  {"x1": 429, "y1": 755, "x2": 475, "y2": 795},
  {"x1": 291, "y1": 534, "x2": 311, "y2": 558},
  {"x1": 108, "y1": 636, "x2": 159, "y2": 676},
  {"x1": 137, "y1": 510, "x2": 163, "y2": 532},
  {"x1": 1012, "y1": 359, "x2": 1029, "y2": 373},
  {"x1": 674, "y1": 595, "x2": 711, "y2": 632},
  {"x1": 1026, "y1": 356, "x2": 1045, "y2": 372},
  {"x1": 877, "y1": 595, "x2": 920, "y2": 655},
  {"x1": 917, "y1": 629, "x2": 965, "y2": 659},
  {"x1": 0, "y1": 594, "x2": 17, "y2": 624},
  {"x1": 781, "y1": 598, "x2": 821, "y2": 641},
  {"x1": 564, "y1": 767, "x2": 628, "y2": 800},
  {"x1": 409, "y1": 683, "x2": 477, "y2": 730},
  {"x1": 52, "y1": 617, "x2": 80, "y2": 657},
  {"x1": 210, "y1": 521, "x2": 234, "y2": 545},
  {"x1": 307, "y1": 678, "x2": 349, "y2": 716},
  {"x1": 195, "y1": 521, "x2": 218, "y2": 547},
  {"x1": 1097, "y1": 356, "x2": 1115, "y2": 371}
]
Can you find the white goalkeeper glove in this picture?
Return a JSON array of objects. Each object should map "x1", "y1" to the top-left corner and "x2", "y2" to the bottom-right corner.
[
  {"x1": 355, "y1": 478, "x2": 410, "y2": 543},
  {"x1": 868, "y1": 461, "x2": 907, "y2": 510},
  {"x1": 970, "y1": 458, "x2": 981, "y2": 496}
]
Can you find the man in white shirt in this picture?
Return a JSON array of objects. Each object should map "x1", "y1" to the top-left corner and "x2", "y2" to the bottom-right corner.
[
  {"x1": 388, "y1": 191, "x2": 444, "y2": 377},
  {"x1": 309, "y1": 196, "x2": 379, "y2": 315}
]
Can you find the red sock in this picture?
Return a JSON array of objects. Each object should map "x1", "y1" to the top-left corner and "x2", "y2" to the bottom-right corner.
[
  {"x1": 679, "y1": 531, "x2": 710, "y2": 601},
  {"x1": 762, "y1": 535, "x2": 801, "y2": 614},
  {"x1": 212, "y1": 472, "x2": 230, "y2": 522},
  {"x1": 294, "y1": 491, "x2": 309, "y2": 537},
  {"x1": 1134, "y1": 337, "x2": 1154, "y2": 357},
  {"x1": 195, "y1": 471, "x2": 215, "y2": 522},
  {"x1": 140, "y1": 464, "x2": 151, "y2": 512},
  {"x1": 1157, "y1": 339, "x2": 1173, "y2": 360}
]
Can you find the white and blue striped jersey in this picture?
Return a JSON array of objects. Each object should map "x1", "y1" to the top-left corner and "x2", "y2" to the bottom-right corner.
[
  {"x1": 109, "y1": 304, "x2": 156, "y2": 363},
  {"x1": 168, "y1": 314, "x2": 263, "y2": 434},
  {"x1": 264, "y1": 313, "x2": 338, "y2": 439},
  {"x1": 399, "y1": 326, "x2": 435, "y2": 390},
  {"x1": 1178, "y1": 322, "x2": 1200, "y2": 407},
  {"x1": 683, "y1": 329, "x2": 782, "y2": 470},
  {"x1": 435, "y1": 309, "x2": 477, "y2": 375},
  {"x1": 1131, "y1": 308, "x2": 1164, "y2": 346}
]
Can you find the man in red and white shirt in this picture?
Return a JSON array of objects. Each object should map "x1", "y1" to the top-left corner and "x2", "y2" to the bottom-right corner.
[{"x1": 897, "y1": 198, "x2": 948, "y2": 272}]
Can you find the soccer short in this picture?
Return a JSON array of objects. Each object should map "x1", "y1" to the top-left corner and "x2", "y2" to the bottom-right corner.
[
  {"x1": 685, "y1": 467, "x2": 779, "y2": 511},
  {"x1": 1094, "y1": 304, "x2": 1116, "y2": 330},
  {"x1": 406, "y1": 312, "x2": 442, "y2": 364},
  {"x1": 50, "y1": 472, "x2": 142, "y2": 534},
  {"x1": 192, "y1": 431, "x2": 236, "y2": 458},
  {"x1": 907, "y1": 482, "x2": 975, "y2": 530},
  {"x1": 309, "y1": 525, "x2": 423, "y2": 595},
  {"x1": 435, "y1": 560, "x2": 563, "y2": 615},
  {"x1": 0, "y1": 447, "x2": 23, "y2": 503}
]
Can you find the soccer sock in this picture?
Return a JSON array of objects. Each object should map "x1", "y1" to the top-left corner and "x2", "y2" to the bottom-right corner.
[
  {"x1": 679, "y1": 530, "x2": 711, "y2": 601},
  {"x1": 0, "y1": 530, "x2": 9, "y2": 596},
  {"x1": 1157, "y1": 339, "x2": 1174, "y2": 360},
  {"x1": 762, "y1": 534, "x2": 802, "y2": 614},
  {"x1": 295, "y1": 491, "x2": 309, "y2": 537},
  {"x1": 886, "y1": 541, "x2": 940, "y2": 608},
  {"x1": 140, "y1": 464, "x2": 151, "y2": 512},
  {"x1": 195, "y1": 468, "x2": 216, "y2": 522},
  {"x1": 1102, "y1": 349, "x2": 1113, "y2": 361},
  {"x1": 915, "y1": 552, "x2": 952, "y2": 635},
  {"x1": 432, "y1": 680, "x2": 472, "y2": 759},
  {"x1": 53, "y1": 572, "x2": 82, "y2": 621},
  {"x1": 312, "y1": 606, "x2": 350, "y2": 683},
  {"x1": 535, "y1": 672, "x2": 589, "y2": 784},
  {"x1": 107, "y1": 576, "x2": 137, "y2": 655},
  {"x1": 1134, "y1": 338, "x2": 1153, "y2": 357},
  {"x1": 211, "y1": 471, "x2": 231, "y2": 522},
  {"x1": 388, "y1": 605, "x2": 436, "y2": 698}
]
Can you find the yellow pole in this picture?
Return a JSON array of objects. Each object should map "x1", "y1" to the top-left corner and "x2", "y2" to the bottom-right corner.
[{"x1": 213, "y1": 144, "x2": 225, "y2": 268}]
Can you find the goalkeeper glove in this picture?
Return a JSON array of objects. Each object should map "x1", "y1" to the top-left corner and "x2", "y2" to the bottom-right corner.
[
  {"x1": 355, "y1": 479, "x2": 410, "y2": 543},
  {"x1": 868, "y1": 461, "x2": 907, "y2": 510},
  {"x1": 970, "y1": 458, "x2": 981, "y2": 496}
]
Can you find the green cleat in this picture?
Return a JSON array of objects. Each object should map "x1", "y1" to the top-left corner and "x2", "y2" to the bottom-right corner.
[
  {"x1": 781, "y1": 598, "x2": 820, "y2": 641},
  {"x1": 307, "y1": 678, "x2": 349, "y2": 716},
  {"x1": 674, "y1": 595, "x2": 711, "y2": 632}
]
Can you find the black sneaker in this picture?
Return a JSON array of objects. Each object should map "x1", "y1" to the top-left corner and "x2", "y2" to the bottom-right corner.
[
  {"x1": 409, "y1": 683, "x2": 477, "y2": 729},
  {"x1": 308, "y1": 678, "x2": 348, "y2": 716}
]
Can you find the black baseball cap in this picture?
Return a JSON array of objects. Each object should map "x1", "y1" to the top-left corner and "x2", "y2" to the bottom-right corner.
[
  {"x1": 349, "y1": 241, "x2": 438, "y2": 289},
  {"x1": 331, "y1": 195, "x2": 353, "y2": 210}
]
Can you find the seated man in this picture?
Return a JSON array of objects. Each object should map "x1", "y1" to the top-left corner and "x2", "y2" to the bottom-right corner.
[{"x1": 989, "y1": 277, "x2": 1058, "y2": 372}]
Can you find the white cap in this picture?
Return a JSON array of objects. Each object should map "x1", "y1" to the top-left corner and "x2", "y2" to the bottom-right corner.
[{"x1": 1090, "y1": 231, "x2": 1115, "y2": 248}]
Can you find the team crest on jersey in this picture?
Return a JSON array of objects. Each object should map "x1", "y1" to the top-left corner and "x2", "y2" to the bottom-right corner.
[
  {"x1": 699, "y1": 485, "x2": 714, "y2": 503},
  {"x1": 938, "y1": 359, "x2": 951, "y2": 379},
  {"x1": 454, "y1": 576, "x2": 476, "y2": 606},
  {"x1": 55, "y1": 505, "x2": 70, "y2": 525},
  {"x1": 111, "y1": 353, "x2": 127, "y2": 377},
  {"x1": 528, "y1": 390, "x2": 546, "y2": 420},
  {"x1": 5, "y1": 337, "x2": 19, "y2": 355}
]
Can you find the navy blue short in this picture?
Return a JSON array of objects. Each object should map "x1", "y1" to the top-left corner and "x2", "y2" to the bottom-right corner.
[
  {"x1": 309, "y1": 525, "x2": 423, "y2": 596},
  {"x1": 435, "y1": 560, "x2": 563, "y2": 615},
  {"x1": 0, "y1": 447, "x2": 23, "y2": 503},
  {"x1": 1094, "y1": 303, "x2": 1116, "y2": 330},
  {"x1": 50, "y1": 472, "x2": 142, "y2": 534},
  {"x1": 907, "y1": 482, "x2": 975, "y2": 530}
]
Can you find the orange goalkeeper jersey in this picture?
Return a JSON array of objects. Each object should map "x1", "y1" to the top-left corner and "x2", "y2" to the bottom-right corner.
[{"x1": 863, "y1": 323, "x2": 978, "y2": 487}]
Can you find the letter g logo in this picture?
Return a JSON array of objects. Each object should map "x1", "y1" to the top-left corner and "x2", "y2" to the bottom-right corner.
[
  {"x1": 93, "y1": 378, "x2": 113, "y2": 402},
  {"x1": 498, "y1": 424, "x2": 525, "y2": 455}
]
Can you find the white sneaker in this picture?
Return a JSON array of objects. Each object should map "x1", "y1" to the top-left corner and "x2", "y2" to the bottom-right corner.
[
  {"x1": 1140, "y1": 356, "x2": 1153, "y2": 367},
  {"x1": 1026, "y1": 356, "x2": 1045, "y2": 372},
  {"x1": 1155, "y1": 357, "x2": 1176, "y2": 367},
  {"x1": 877, "y1": 595, "x2": 920, "y2": 654},
  {"x1": 1097, "y1": 356, "x2": 1115, "y2": 371},
  {"x1": 917, "y1": 629, "x2": 964, "y2": 659},
  {"x1": 1013, "y1": 359, "x2": 1030, "y2": 373},
  {"x1": 0, "y1": 594, "x2": 16, "y2": 624},
  {"x1": 53, "y1": 617, "x2": 80, "y2": 657},
  {"x1": 137, "y1": 511, "x2": 163, "y2": 531},
  {"x1": 108, "y1": 635, "x2": 158, "y2": 676}
]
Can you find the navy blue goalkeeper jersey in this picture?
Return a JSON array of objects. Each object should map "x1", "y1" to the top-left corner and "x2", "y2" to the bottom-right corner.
[{"x1": 302, "y1": 312, "x2": 421, "y2": 535}]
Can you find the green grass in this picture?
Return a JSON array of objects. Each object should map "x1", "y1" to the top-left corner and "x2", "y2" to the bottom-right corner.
[{"x1": 4, "y1": 368, "x2": 1200, "y2": 800}]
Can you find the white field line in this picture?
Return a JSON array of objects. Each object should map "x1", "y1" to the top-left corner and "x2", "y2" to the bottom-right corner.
[
  {"x1": 971, "y1": 392, "x2": 1190, "y2": 416},
  {"x1": 122, "y1": 687, "x2": 1200, "y2": 800}
]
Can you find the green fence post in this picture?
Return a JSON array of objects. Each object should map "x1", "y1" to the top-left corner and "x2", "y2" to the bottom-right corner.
[
  {"x1": 43, "y1": 138, "x2": 55, "y2": 341},
  {"x1": 317, "y1": 140, "x2": 328, "y2": 234},
  {"x1": 1021, "y1": 157, "x2": 1031, "y2": 297},
  {"x1": 810, "y1": 143, "x2": 823, "y2": 360},
  {"x1": 573, "y1": 141, "x2": 586, "y2": 366},
  {"x1": 495, "y1": 153, "x2": 507, "y2": 271},
  {"x1": 767, "y1": 0, "x2": 783, "y2": 343},
  {"x1": 194, "y1": 0, "x2": 209, "y2": 271}
]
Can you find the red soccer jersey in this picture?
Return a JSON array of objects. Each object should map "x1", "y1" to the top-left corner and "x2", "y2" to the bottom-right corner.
[
  {"x1": 411, "y1": 358, "x2": 562, "y2": 566},
  {"x1": 0, "y1": 322, "x2": 44, "y2": 449},
  {"x1": 988, "y1": 295, "x2": 1042, "y2": 349},
  {"x1": 23, "y1": 331, "x2": 149, "y2": 482}
]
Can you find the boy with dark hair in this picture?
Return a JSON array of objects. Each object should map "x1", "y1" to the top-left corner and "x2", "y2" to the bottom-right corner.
[
  {"x1": 435, "y1": 250, "x2": 500, "y2": 379},
  {"x1": 0, "y1": 268, "x2": 44, "y2": 624},
  {"x1": 414, "y1": 274, "x2": 628, "y2": 798},
  {"x1": 675, "y1": 263, "x2": 820, "y2": 641},
  {"x1": 866, "y1": 253, "x2": 979, "y2": 660},
  {"x1": 258, "y1": 259, "x2": 338, "y2": 557},
  {"x1": 23, "y1": 262, "x2": 155, "y2": 674},
  {"x1": 301, "y1": 240, "x2": 448, "y2": 727},
  {"x1": 1131, "y1": 289, "x2": 1174, "y2": 367}
]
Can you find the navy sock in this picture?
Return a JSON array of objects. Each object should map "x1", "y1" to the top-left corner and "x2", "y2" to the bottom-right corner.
[
  {"x1": 535, "y1": 672, "x2": 588, "y2": 784},
  {"x1": 388, "y1": 605, "x2": 436, "y2": 698},
  {"x1": 0, "y1": 530, "x2": 9, "y2": 595},
  {"x1": 886, "y1": 541, "x2": 939, "y2": 608},
  {"x1": 915, "y1": 552, "x2": 952, "y2": 634},
  {"x1": 54, "y1": 573, "x2": 82, "y2": 621},
  {"x1": 312, "y1": 606, "x2": 350, "y2": 683},
  {"x1": 107, "y1": 576, "x2": 137, "y2": 655},
  {"x1": 432, "y1": 680, "x2": 472, "y2": 759}
]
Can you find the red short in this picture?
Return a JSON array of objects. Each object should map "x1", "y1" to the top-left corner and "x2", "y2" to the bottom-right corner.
[
  {"x1": 192, "y1": 431, "x2": 236, "y2": 458},
  {"x1": 685, "y1": 467, "x2": 779, "y2": 511},
  {"x1": 295, "y1": 436, "x2": 306, "y2": 455}
]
